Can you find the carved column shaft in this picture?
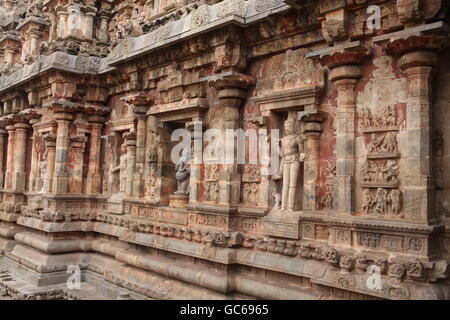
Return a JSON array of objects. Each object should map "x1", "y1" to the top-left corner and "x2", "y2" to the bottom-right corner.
[
  {"x1": 86, "y1": 118, "x2": 104, "y2": 194},
  {"x1": 0, "y1": 129, "x2": 6, "y2": 189},
  {"x1": 134, "y1": 114, "x2": 146, "y2": 198},
  {"x1": 53, "y1": 112, "x2": 73, "y2": 193},
  {"x1": 28, "y1": 119, "x2": 40, "y2": 192},
  {"x1": 125, "y1": 136, "x2": 137, "y2": 197},
  {"x1": 70, "y1": 136, "x2": 87, "y2": 194},
  {"x1": 12, "y1": 122, "x2": 29, "y2": 192},
  {"x1": 330, "y1": 65, "x2": 361, "y2": 215},
  {"x1": 302, "y1": 118, "x2": 324, "y2": 211},
  {"x1": 46, "y1": 138, "x2": 56, "y2": 193},
  {"x1": 208, "y1": 74, "x2": 253, "y2": 207},
  {"x1": 188, "y1": 119, "x2": 203, "y2": 204},
  {"x1": 5, "y1": 125, "x2": 15, "y2": 189},
  {"x1": 398, "y1": 50, "x2": 437, "y2": 222}
]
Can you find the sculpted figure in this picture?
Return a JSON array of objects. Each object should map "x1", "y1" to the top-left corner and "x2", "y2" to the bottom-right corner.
[
  {"x1": 112, "y1": 144, "x2": 128, "y2": 194},
  {"x1": 362, "y1": 107, "x2": 373, "y2": 128},
  {"x1": 368, "y1": 133, "x2": 383, "y2": 153},
  {"x1": 374, "y1": 188, "x2": 388, "y2": 215},
  {"x1": 362, "y1": 189, "x2": 372, "y2": 214},
  {"x1": 361, "y1": 161, "x2": 371, "y2": 183},
  {"x1": 321, "y1": 185, "x2": 334, "y2": 209},
  {"x1": 383, "y1": 106, "x2": 397, "y2": 127},
  {"x1": 174, "y1": 147, "x2": 190, "y2": 195},
  {"x1": 382, "y1": 160, "x2": 399, "y2": 183},
  {"x1": 274, "y1": 118, "x2": 306, "y2": 211},
  {"x1": 388, "y1": 189, "x2": 402, "y2": 215},
  {"x1": 242, "y1": 183, "x2": 251, "y2": 204},
  {"x1": 39, "y1": 159, "x2": 48, "y2": 193},
  {"x1": 250, "y1": 183, "x2": 259, "y2": 205},
  {"x1": 381, "y1": 132, "x2": 398, "y2": 153}
]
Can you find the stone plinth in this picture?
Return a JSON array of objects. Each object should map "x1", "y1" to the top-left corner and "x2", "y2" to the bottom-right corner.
[
  {"x1": 263, "y1": 211, "x2": 301, "y2": 240},
  {"x1": 169, "y1": 194, "x2": 189, "y2": 209}
]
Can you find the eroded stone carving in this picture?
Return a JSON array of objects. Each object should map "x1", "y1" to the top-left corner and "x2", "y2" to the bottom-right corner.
[{"x1": 273, "y1": 118, "x2": 305, "y2": 212}]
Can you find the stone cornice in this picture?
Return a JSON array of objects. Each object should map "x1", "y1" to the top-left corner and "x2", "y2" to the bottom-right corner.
[{"x1": 103, "y1": 0, "x2": 291, "y2": 68}]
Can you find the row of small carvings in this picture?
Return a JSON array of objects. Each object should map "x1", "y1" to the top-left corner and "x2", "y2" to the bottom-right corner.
[
  {"x1": 127, "y1": 219, "x2": 446, "y2": 284},
  {"x1": 17, "y1": 208, "x2": 449, "y2": 283},
  {"x1": 0, "y1": 270, "x2": 66, "y2": 300}
]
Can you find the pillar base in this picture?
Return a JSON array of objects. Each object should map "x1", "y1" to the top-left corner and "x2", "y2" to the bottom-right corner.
[
  {"x1": 169, "y1": 194, "x2": 189, "y2": 209},
  {"x1": 263, "y1": 211, "x2": 301, "y2": 240}
]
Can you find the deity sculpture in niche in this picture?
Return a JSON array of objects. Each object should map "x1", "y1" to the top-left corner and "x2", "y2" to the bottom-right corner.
[
  {"x1": 112, "y1": 144, "x2": 128, "y2": 194},
  {"x1": 174, "y1": 147, "x2": 190, "y2": 195},
  {"x1": 274, "y1": 118, "x2": 306, "y2": 212},
  {"x1": 39, "y1": 150, "x2": 48, "y2": 193}
]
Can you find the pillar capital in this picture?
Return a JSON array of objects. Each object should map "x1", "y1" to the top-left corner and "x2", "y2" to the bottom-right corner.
[
  {"x1": 307, "y1": 44, "x2": 370, "y2": 71},
  {"x1": 385, "y1": 35, "x2": 448, "y2": 58},
  {"x1": 397, "y1": 51, "x2": 438, "y2": 70},
  {"x1": 14, "y1": 122, "x2": 31, "y2": 130},
  {"x1": 205, "y1": 71, "x2": 255, "y2": 94},
  {"x1": 87, "y1": 115, "x2": 106, "y2": 124},
  {"x1": 54, "y1": 112, "x2": 74, "y2": 122},
  {"x1": 299, "y1": 110, "x2": 327, "y2": 134},
  {"x1": 123, "y1": 132, "x2": 137, "y2": 145},
  {"x1": 29, "y1": 117, "x2": 41, "y2": 126}
]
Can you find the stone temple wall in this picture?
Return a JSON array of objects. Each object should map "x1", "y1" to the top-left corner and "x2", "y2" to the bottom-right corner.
[{"x1": 0, "y1": 0, "x2": 448, "y2": 300}]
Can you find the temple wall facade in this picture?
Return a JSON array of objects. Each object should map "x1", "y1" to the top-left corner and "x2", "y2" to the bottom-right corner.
[{"x1": 0, "y1": 0, "x2": 448, "y2": 300}]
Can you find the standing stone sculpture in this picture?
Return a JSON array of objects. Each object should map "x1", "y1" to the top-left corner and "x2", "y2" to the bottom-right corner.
[
  {"x1": 274, "y1": 118, "x2": 306, "y2": 211},
  {"x1": 174, "y1": 147, "x2": 190, "y2": 195},
  {"x1": 39, "y1": 158, "x2": 47, "y2": 193},
  {"x1": 112, "y1": 144, "x2": 127, "y2": 194}
]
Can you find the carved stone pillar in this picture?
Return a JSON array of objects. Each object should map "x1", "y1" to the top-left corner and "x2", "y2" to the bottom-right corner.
[
  {"x1": 207, "y1": 72, "x2": 254, "y2": 208},
  {"x1": 45, "y1": 135, "x2": 57, "y2": 193},
  {"x1": 3, "y1": 48, "x2": 15, "y2": 70},
  {"x1": 84, "y1": 11, "x2": 96, "y2": 40},
  {"x1": 70, "y1": 136, "x2": 87, "y2": 194},
  {"x1": 134, "y1": 113, "x2": 147, "y2": 198},
  {"x1": 124, "y1": 133, "x2": 137, "y2": 197},
  {"x1": 86, "y1": 116, "x2": 104, "y2": 194},
  {"x1": 28, "y1": 117, "x2": 41, "y2": 192},
  {"x1": 187, "y1": 118, "x2": 204, "y2": 204},
  {"x1": 12, "y1": 122, "x2": 30, "y2": 192},
  {"x1": 386, "y1": 35, "x2": 447, "y2": 223},
  {"x1": 320, "y1": 49, "x2": 368, "y2": 215},
  {"x1": 98, "y1": 12, "x2": 110, "y2": 43},
  {"x1": 5, "y1": 125, "x2": 15, "y2": 190},
  {"x1": 0, "y1": 128, "x2": 6, "y2": 189},
  {"x1": 300, "y1": 112, "x2": 326, "y2": 211},
  {"x1": 53, "y1": 112, "x2": 73, "y2": 193},
  {"x1": 56, "y1": 9, "x2": 67, "y2": 38}
]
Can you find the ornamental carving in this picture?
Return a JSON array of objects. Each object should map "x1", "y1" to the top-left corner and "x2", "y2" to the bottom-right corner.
[{"x1": 190, "y1": 5, "x2": 210, "y2": 29}]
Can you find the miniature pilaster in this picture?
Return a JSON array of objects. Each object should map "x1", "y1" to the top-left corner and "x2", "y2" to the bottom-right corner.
[
  {"x1": 70, "y1": 136, "x2": 88, "y2": 194},
  {"x1": 386, "y1": 35, "x2": 448, "y2": 223},
  {"x1": 12, "y1": 122, "x2": 30, "y2": 192},
  {"x1": 124, "y1": 133, "x2": 137, "y2": 197},
  {"x1": 5, "y1": 125, "x2": 15, "y2": 189},
  {"x1": 53, "y1": 112, "x2": 73, "y2": 193},
  {"x1": 86, "y1": 116, "x2": 104, "y2": 194},
  {"x1": 207, "y1": 72, "x2": 254, "y2": 207},
  {"x1": 28, "y1": 118, "x2": 41, "y2": 192},
  {"x1": 187, "y1": 118, "x2": 204, "y2": 204},
  {"x1": 45, "y1": 135, "x2": 57, "y2": 193},
  {"x1": 0, "y1": 128, "x2": 6, "y2": 189},
  {"x1": 300, "y1": 112, "x2": 326, "y2": 211},
  {"x1": 319, "y1": 49, "x2": 368, "y2": 215}
]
